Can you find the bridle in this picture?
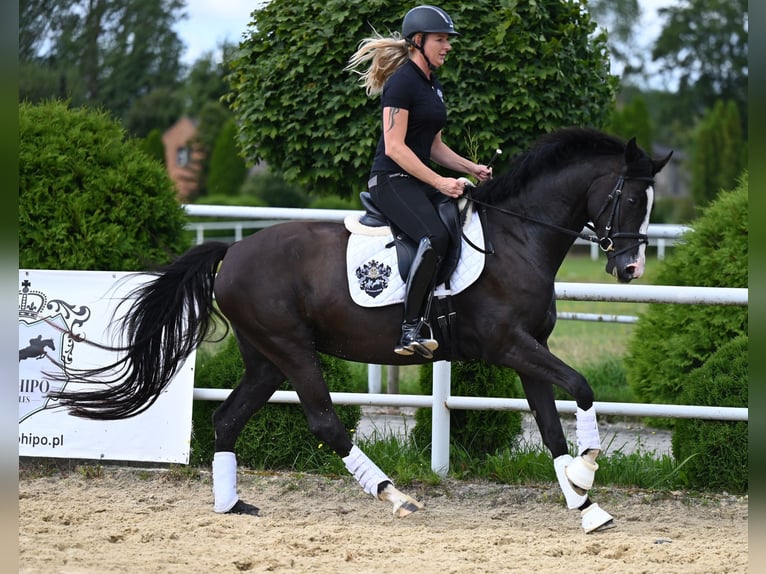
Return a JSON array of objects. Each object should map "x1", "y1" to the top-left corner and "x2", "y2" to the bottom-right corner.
[{"x1": 464, "y1": 174, "x2": 655, "y2": 259}]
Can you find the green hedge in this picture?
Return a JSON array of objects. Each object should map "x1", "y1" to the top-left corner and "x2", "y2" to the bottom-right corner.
[
  {"x1": 19, "y1": 100, "x2": 188, "y2": 271},
  {"x1": 191, "y1": 337, "x2": 361, "y2": 472},
  {"x1": 671, "y1": 335, "x2": 747, "y2": 492},
  {"x1": 625, "y1": 174, "x2": 748, "y2": 406},
  {"x1": 412, "y1": 361, "x2": 523, "y2": 459}
]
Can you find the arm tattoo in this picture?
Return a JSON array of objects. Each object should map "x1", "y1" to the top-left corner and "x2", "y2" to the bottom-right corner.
[{"x1": 386, "y1": 108, "x2": 401, "y2": 132}]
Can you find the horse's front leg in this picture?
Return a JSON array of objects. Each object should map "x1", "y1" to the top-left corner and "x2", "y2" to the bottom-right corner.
[{"x1": 519, "y1": 373, "x2": 614, "y2": 533}]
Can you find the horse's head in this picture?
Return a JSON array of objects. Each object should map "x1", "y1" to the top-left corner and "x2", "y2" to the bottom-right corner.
[{"x1": 589, "y1": 137, "x2": 673, "y2": 283}]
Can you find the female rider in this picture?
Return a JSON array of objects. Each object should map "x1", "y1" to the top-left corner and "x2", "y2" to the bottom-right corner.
[{"x1": 347, "y1": 5, "x2": 492, "y2": 358}]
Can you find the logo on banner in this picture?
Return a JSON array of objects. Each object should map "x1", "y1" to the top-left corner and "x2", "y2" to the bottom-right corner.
[{"x1": 18, "y1": 279, "x2": 92, "y2": 423}]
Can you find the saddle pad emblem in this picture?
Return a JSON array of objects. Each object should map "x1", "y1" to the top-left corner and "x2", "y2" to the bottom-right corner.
[
  {"x1": 345, "y1": 209, "x2": 486, "y2": 308},
  {"x1": 355, "y1": 260, "x2": 392, "y2": 298}
]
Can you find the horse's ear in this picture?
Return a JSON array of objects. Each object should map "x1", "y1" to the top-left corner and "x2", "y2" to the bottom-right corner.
[
  {"x1": 624, "y1": 136, "x2": 640, "y2": 163},
  {"x1": 652, "y1": 150, "x2": 674, "y2": 175}
]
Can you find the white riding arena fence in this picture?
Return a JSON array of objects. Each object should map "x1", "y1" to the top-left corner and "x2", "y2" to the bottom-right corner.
[{"x1": 184, "y1": 205, "x2": 748, "y2": 476}]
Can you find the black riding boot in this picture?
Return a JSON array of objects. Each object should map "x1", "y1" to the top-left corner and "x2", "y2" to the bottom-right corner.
[{"x1": 395, "y1": 237, "x2": 439, "y2": 359}]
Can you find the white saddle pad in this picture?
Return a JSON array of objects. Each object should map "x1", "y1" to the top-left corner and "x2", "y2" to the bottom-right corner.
[{"x1": 344, "y1": 209, "x2": 486, "y2": 308}]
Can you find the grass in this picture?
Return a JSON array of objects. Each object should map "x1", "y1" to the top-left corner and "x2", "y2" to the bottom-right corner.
[
  {"x1": 549, "y1": 249, "x2": 660, "y2": 367},
  {"x1": 341, "y1": 433, "x2": 689, "y2": 492}
]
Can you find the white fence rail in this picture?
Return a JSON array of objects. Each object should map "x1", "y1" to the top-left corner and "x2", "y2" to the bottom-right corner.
[
  {"x1": 184, "y1": 205, "x2": 747, "y2": 475},
  {"x1": 184, "y1": 205, "x2": 691, "y2": 262}
]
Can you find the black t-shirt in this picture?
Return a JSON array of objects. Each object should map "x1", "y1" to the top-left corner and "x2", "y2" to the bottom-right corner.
[{"x1": 370, "y1": 60, "x2": 447, "y2": 176}]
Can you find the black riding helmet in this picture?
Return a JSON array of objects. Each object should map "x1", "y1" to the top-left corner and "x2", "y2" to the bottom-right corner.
[
  {"x1": 402, "y1": 5, "x2": 459, "y2": 39},
  {"x1": 402, "y1": 5, "x2": 458, "y2": 70}
]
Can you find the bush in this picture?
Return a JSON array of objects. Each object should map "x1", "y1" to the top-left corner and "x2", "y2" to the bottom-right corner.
[
  {"x1": 19, "y1": 100, "x2": 188, "y2": 270},
  {"x1": 228, "y1": 0, "x2": 616, "y2": 195},
  {"x1": 651, "y1": 196, "x2": 696, "y2": 224},
  {"x1": 671, "y1": 335, "x2": 747, "y2": 492},
  {"x1": 625, "y1": 173, "x2": 747, "y2": 407},
  {"x1": 411, "y1": 361, "x2": 523, "y2": 460},
  {"x1": 553, "y1": 355, "x2": 635, "y2": 405},
  {"x1": 239, "y1": 172, "x2": 309, "y2": 207},
  {"x1": 206, "y1": 118, "x2": 248, "y2": 196},
  {"x1": 190, "y1": 336, "x2": 361, "y2": 471}
]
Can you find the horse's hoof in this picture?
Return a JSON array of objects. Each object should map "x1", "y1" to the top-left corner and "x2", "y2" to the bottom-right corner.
[
  {"x1": 378, "y1": 483, "x2": 424, "y2": 518},
  {"x1": 581, "y1": 503, "x2": 615, "y2": 533},
  {"x1": 393, "y1": 498, "x2": 424, "y2": 518},
  {"x1": 565, "y1": 455, "x2": 598, "y2": 491},
  {"x1": 226, "y1": 500, "x2": 260, "y2": 516}
]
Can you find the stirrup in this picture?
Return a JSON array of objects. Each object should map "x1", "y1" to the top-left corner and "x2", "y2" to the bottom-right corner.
[{"x1": 395, "y1": 320, "x2": 438, "y2": 358}]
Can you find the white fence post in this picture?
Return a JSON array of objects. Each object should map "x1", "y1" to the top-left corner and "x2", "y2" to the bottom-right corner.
[
  {"x1": 431, "y1": 361, "x2": 451, "y2": 477},
  {"x1": 367, "y1": 364, "x2": 382, "y2": 394}
]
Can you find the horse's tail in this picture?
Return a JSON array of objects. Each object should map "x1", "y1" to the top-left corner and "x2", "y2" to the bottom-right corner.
[{"x1": 48, "y1": 241, "x2": 231, "y2": 420}]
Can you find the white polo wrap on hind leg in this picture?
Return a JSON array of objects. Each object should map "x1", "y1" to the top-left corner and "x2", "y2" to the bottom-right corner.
[
  {"x1": 212, "y1": 451, "x2": 239, "y2": 513},
  {"x1": 554, "y1": 454, "x2": 588, "y2": 509},
  {"x1": 342, "y1": 445, "x2": 391, "y2": 496},
  {"x1": 575, "y1": 406, "x2": 601, "y2": 454}
]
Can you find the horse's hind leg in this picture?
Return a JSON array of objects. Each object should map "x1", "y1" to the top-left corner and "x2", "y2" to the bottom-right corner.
[
  {"x1": 264, "y1": 344, "x2": 423, "y2": 518},
  {"x1": 210, "y1": 333, "x2": 287, "y2": 516}
]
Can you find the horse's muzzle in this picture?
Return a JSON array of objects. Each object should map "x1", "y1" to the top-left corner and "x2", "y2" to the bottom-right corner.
[{"x1": 607, "y1": 253, "x2": 645, "y2": 283}]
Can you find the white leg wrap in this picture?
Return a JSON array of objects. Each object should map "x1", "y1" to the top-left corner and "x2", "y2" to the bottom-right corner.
[
  {"x1": 554, "y1": 454, "x2": 588, "y2": 509},
  {"x1": 575, "y1": 406, "x2": 601, "y2": 455},
  {"x1": 212, "y1": 451, "x2": 239, "y2": 513},
  {"x1": 342, "y1": 445, "x2": 391, "y2": 496}
]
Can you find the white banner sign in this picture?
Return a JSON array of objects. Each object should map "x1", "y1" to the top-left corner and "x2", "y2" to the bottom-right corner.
[{"x1": 18, "y1": 269, "x2": 195, "y2": 463}]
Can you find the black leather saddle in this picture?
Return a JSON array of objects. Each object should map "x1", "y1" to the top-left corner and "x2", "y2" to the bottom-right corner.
[{"x1": 358, "y1": 191, "x2": 464, "y2": 285}]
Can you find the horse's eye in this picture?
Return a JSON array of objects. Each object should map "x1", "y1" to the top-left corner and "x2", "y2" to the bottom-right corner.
[{"x1": 627, "y1": 197, "x2": 637, "y2": 206}]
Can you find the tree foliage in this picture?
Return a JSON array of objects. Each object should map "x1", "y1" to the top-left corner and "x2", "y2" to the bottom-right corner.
[
  {"x1": 226, "y1": 0, "x2": 617, "y2": 196},
  {"x1": 206, "y1": 118, "x2": 248, "y2": 197},
  {"x1": 180, "y1": 44, "x2": 238, "y2": 115},
  {"x1": 625, "y1": 173, "x2": 748, "y2": 406},
  {"x1": 141, "y1": 128, "x2": 166, "y2": 165},
  {"x1": 123, "y1": 86, "x2": 185, "y2": 138},
  {"x1": 690, "y1": 100, "x2": 746, "y2": 207},
  {"x1": 651, "y1": 0, "x2": 748, "y2": 135},
  {"x1": 188, "y1": 101, "x2": 234, "y2": 198},
  {"x1": 20, "y1": 0, "x2": 186, "y2": 128},
  {"x1": 19, "y1": 100, "x2": 189, "y2": 271},
  {"x1": 587, "y1": 0, "x2": 643, "y2": 79},
  {"x1": 606, "y1": 95, "x2": 653, "y2": 154}
]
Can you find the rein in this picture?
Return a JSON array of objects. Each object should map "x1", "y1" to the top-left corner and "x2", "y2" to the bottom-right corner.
[{"x1": 464, "y1": 175, "x2": 655, "y2": 256}]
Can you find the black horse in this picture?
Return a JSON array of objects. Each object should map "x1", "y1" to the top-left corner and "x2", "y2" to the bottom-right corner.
[{"x1": 49, "y1": 127, "x2": 672, "y2": 533}]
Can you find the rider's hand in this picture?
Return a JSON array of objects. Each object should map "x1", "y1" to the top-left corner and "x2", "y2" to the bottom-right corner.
[
  {"x1": 436, "y1": 177, "x2": 465, "y2": 198},
  {"x1": 473, "y1": 164, "x2": 493, "y2": 182}
]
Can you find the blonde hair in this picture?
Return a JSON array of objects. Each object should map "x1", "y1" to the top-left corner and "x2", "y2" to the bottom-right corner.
[{"x1": 345, "y1": 31, "x2": 413, "y2": 96}]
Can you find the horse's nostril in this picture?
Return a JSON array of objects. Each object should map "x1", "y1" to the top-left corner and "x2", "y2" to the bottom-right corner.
[{"x1": 624, "y1": 263, "x2": 642, "y2": 279}]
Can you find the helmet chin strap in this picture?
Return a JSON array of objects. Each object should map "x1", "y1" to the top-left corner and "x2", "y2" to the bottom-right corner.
[{"x1": 406, "y1": 34, "x2": 436, "y2": 71}]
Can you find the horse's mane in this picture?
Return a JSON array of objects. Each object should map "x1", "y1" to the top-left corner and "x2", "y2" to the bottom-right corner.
[{"x1": 473, "y1": 127, "x2": 627, "y2": 203}]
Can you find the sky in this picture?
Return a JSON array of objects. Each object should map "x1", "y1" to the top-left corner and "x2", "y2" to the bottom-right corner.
[{"x1": 173, "y1": 0, "x2": 678, "y2": 68}]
